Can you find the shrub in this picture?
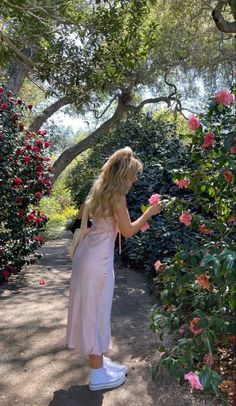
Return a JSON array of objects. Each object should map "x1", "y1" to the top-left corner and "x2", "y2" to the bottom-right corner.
[
  {"x1": 0, "y1": 87, "x2": 53, "y2": 284},
  {"x1": 150, "y1": 88, "x2": 236, "y2": 397},
  {"x1": 67, "y1": 113, "x2": 196, "y2": 269}
]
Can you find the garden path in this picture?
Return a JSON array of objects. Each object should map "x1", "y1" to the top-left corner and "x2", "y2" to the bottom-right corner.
[{"x1": 0, "y1": 232, "x2": 220, "y2": 406}]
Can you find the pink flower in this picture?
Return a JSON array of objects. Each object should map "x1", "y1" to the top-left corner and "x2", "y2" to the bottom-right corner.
[
  {"x1": 148, "y1": 194, "x2": 161, "y2": 205},
  {"x1": 141, "y1": 222, "x2": 150, "y2": 232},
  {"x1": 175, "y1": 178, "x2": 190, "y2": 188},
  {"x1": 1, "y1": 102, "x2": 8, "y2": 110},
  {"x1": 230, "y1": 145, "x2": 236, "y2": 154},
  {"x1": 154, "y1": 260, "x2": 166, "y2": 272},
  {"x1": 203, "y1": 353, "x2": 214, "y2": 366},
  {"x1": 188, "y1": 115, "x2": 201, "y2": 131},
  {"x1": 201, "y1": 132, "x2": 215, "y2": 148},
  {"x1": 179, "y1": 211, "x2": 192, "y2": 226},
  {"x1": 179, "y1": 328, "x2": 186, "y2": 335},
  {"x1": 184, "y1": 372, "x2": 204, "y2": 390},
  {"x1": 189, "y1": 317, "x2": 204, "y2": 335},
  {"x1": 215, "y1": 89, "x2": 235, "y2": 106}
]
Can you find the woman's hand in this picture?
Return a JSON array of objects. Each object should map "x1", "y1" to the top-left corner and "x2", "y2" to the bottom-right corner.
[{"x1": 147, "y1": 202, "x2": 163, "y2": 217}]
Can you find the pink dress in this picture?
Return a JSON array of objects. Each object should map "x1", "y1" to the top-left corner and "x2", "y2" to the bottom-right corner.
[{"x1": 65, "y1": 216, "x2": 118, "y2": 355}]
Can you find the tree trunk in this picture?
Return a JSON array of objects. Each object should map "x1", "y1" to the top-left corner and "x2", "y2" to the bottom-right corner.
[
  {"x1": 5, "y1": 49, "x2": 33, "y2": 96},
  {"x1": 52, "y1": 91, "x2": 132, "y2": 182},
  {"x1": 28, "y1": 96, "x2": 71, "y2": 132},
  {"x1": 212, "y1": 5, "x2": 236, "y2": 33}
]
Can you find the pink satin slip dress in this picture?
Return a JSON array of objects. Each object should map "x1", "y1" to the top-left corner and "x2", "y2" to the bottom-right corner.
[{"x1": 65, "y1": 216, "x2": 118, "y2": 355}]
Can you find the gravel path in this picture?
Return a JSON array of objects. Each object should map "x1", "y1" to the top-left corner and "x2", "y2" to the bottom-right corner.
[{"x1": 0, "y1": 232, "x2": 220, "y2": 406}]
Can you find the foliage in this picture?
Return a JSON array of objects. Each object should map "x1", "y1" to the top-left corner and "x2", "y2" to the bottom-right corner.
[
  {"x1": 39, "y1": 173, "x2": 77, "y2": 239},
  {"x1": 67, "y1": 113, "x2": 198, "y2": 267},
  {"x1": 150, "y1": 89, "x2": 236, "y2": 397},
  {"x1": 0, "y1": 87, "x2": 53, "y2": 284}
]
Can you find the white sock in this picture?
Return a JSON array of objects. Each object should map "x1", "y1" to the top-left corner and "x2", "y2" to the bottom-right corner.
[{"x1": 90, "y1": 366, "x2": 104, "y2": 375}]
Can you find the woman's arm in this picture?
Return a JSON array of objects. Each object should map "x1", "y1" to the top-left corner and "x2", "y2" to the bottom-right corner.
[{"x1": 115, "y1": 195, "x2": 162, "y2": 238}]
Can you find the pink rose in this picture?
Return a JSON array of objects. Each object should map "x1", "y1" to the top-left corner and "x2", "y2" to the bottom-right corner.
[
  {"x1": 188, "y1": 115, "x2": 201, "y2": 131},
  {"x1": 184, "y1": 372, "x2": 204, "y2": 390},
  {"x1": 201, "y1": 132, "x2": 215, "y2": 148},
  {"x1": 203, "y1": 353, "x2": 214, "y2": 366},
  {"x1": 215, "y1": 89, "x2": 235, "y2": 106},
  {"x1": 148, "y1": 194, "x2": 161, "y2": 205},
  {"x1": 179, "y1": 211, "x2": 192, "y2": 226},
  {"x1": 175, "y1": 178, "x2": 190, "y2": 188},
  {"x1": 141, "y1": 222, "x2": 150, "y2": 232}
]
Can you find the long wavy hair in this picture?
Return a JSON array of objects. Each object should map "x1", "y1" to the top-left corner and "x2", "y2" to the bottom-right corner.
[{"x1": 86, "y1": 147, "x2": 143, "y2": 218}]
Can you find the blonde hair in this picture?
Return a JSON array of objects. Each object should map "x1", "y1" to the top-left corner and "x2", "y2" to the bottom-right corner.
[{"x1": 86, "y1": 147, "x2": 143, "y2": 218}]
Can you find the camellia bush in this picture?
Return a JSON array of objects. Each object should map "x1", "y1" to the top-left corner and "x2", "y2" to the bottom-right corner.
[
  {"x1": 150, "y1": 89, "x2": 236, "y2": 399},
  {"x1": 67, "y1": 114, "x2": 198, "y2": 270},
  {"x1": 0, "y1": 87, "x2": 53, "y2": 285}
]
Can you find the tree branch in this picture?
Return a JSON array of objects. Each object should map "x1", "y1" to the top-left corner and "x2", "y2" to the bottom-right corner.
[
  {"x1": 212, "y1": 1, "x2": 236, "y2": 33},
  {"x1": 28, "y1": 96, "x2": 71, "y2": 132},
  {"x1": 0, "y1": 29, "x2": 38, "y2": 69},
  {"x1": 52, "y1": 90, "x2": 133, "y2": 182}
]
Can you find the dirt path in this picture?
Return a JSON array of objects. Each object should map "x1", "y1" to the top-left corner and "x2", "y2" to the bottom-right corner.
[{"x1": 0, "y1": 232, "x2": 220, "y2": 406}]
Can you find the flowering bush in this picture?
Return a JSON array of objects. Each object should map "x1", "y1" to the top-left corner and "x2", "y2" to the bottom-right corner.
[
  {"x1": 0, "y1": 87, "x2": 53, "y2": 284},
  {"x1": 150, "y1": 89, "x2": 235, "y2": 398}
]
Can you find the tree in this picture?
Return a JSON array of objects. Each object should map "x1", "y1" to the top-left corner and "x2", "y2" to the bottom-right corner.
[{"x1": 0, "y1": 0, "x2": 235, "y2": 180}]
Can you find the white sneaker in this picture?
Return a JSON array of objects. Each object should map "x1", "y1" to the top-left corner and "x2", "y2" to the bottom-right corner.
[
  {"x1": 103, "y1": 356, "x2": 128, "y2": 374},
  {"x1": 89, "y1": 367, "x2": 126, "y2": 391}
]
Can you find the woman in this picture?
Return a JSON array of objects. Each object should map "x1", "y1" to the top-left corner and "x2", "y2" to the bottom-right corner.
[{"x1": 65, "y1": 147, "x2": 162, "y2": 391}]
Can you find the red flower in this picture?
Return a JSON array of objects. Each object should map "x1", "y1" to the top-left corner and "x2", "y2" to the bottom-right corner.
[
  {"x1": 1, "y1": 103, "x2": 8, "y2": 110},
  {"x1": 39, "y1": 279, "x2": 45, "y2": 285},
  {"x1": 25, "y1": 144, "x2": 32, "y2": 151},
  {"x1": 27, "y1": 213, "x2": 35, "y2": 222},
  {"x1": 36, "y1": 139, "x2": 44, "y2": 147},
  {"x1": 36, "y1": 217, "x2": 43, "y2": 223},
  {"x1": 19, "y1": 123, "x2": 24, "y2": 131},
  {"x1": 17, "y1": 99, "x2": 22, "y2": 105},
  {"x1": 44, "y1": 141, "x2": 50, "y2": 148},
  {"x1": 36, "y1": 165, "x2": 44, "y2": 172},
  {"x1": 36, "y1": 129, "x2": 47, "y2": 136},
  {"x1": 189, "y1": 317, "x2": 204, "y2": 335},
  {"x1": 23, "y1": 156, "x2": 31, "y2": 163},
  {"x1": 13, "y1": 177, "x2": 22, "y2": 186},
  {"x1": 28, "y1": 104, "x2": 33, "y2": 111},
  {"x1": 0, "y1": 87, "x2": 4, "y2": 93},
  {"x1": 35, "y1": 192, "x2": 42, "y2": 199},
  {"x1": 32, "y1": 146, "x2": 39, "y2": 153},
  {"x1": 15, "y1": 148, "x2": 22, "y2": 155},
  {"x1": 201, "y1": 132, "x2": 215, "y2": 148}
]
